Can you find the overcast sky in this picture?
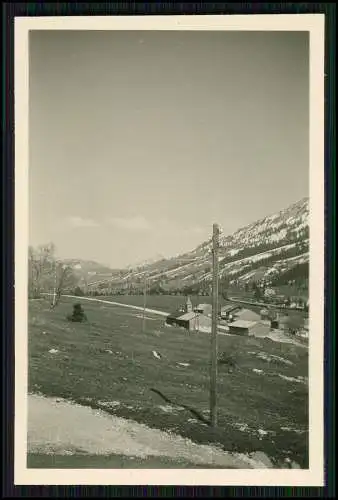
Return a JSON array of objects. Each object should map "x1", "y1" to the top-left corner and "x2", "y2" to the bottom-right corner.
[{"x1": 29, "y1": 30, "x2": 309, "y2": 268}]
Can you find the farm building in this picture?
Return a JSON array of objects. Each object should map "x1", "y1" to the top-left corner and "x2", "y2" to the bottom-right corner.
[
  {"x1": 234, "y1": 308, "x2": 261, "y2": 322},
  {"x1": 276, "y1": 313, "x2": 305, "y2": 334},
  {"x1": 229, "y1": 320, "x2": 271, "y2": 337},
  {"x1": 166, "y1": 311, "x2": 212, "y2": 332},
  {"x1": 294, "y1": 317, "x2": 309, "y2": 339},
  {"x1": 260, "y1": 308, "x2": 270, "y2": 320},
  {"x1": 270, "y1": 319, "x2": 279, "y2": 330},
  {"x1": 220, "y1": 304, "x2": 241, "y2": 320},
  {"x1": 229, "y1": 320, "x2": 256, "y2": 336},
  {"x1": 194, "y1": 303, "x2": 212, "y2": 316},
  {"x1": 276, "y1": 314, "x2": 289, "y2": 330}
]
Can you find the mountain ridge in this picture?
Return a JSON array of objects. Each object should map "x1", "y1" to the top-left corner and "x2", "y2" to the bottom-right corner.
[{"x1": 67, "y1": 197, "x2": 309, "y2": 293}]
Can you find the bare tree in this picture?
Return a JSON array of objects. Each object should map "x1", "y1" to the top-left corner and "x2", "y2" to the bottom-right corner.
[
  {"x1": 28, "y1": 243, "x2": 76, "y2": 305},
  {"x1": 50, "y1": 262, "x2": 76, "y2": 308},
  {"x1": 28, "y1": 243, "x2": 55, "y2": 298}
]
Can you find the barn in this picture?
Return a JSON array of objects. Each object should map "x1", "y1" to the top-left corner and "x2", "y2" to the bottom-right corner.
[
  {"x1": 194, "y1": 303, "x2": 213, "y2": 316},
  {"x1": 260, "y1": 308, "x2": 270, "y2": 320},
  {"x1": 229, "y1": 320, "x2": 271, "y2": 337},
  {"x1": 229, "y1": 320, "x2": 257, "y2": 336},
  {"x1": 166, "y1": 311, "x2": 212, "y2": 332},
  {"x1": 234, "y1": 308, "x2": 261, "y2": 322},
  {"x1": 220, "y1": 304, "x2": 241, "y2": 319}
]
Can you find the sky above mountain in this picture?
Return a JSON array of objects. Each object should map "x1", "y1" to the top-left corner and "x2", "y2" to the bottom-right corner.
[{"x1": 29, "y1": 30, "x2": 309, "y2": 268}]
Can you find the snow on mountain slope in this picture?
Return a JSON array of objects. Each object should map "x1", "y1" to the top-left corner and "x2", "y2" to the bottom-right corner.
[
  {"x1": 67, "y1": 198, "x2": 309, "y2": 291},
  {"x1": 123, "y1": 197, "x2": 309, "y2": 289}
]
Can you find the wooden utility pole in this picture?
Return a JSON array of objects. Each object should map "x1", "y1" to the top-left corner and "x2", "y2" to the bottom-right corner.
[
  {"x1": 51, "y1": 259, "x2": 57, "y2": 308},
  {"x1": 142, "y1": 274, "x2": 147, "y2": 333},
  {"x1": 210, "y1": 223, "x2": 220, "y2": 427}
]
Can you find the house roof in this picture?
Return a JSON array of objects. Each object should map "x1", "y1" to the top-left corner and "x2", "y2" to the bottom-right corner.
[
  {"x1": 235, "y1": 309, "x2": 261, "y2": 322},
  {"x1": 221, "y1": 304, "x2": 240, "y2": 312},
  {"x1": 230, "y1": 320, "x2": 257, "y2": 329},
  {"x1": 167, "y1": 310, "x2": 184, "y2": 319},
  {"x1": 178, "y1": 311, "x2": 199, "y2": 321}
]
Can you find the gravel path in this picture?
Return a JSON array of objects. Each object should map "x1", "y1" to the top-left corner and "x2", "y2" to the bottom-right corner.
[{"x1": 27, "y1": 394, "x2": 273, "y2": 469}]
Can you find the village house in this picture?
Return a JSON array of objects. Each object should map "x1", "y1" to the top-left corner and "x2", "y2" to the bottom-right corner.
[
  {"x1": 260, "y1": 308, "x2": 270, "y2": 320},
  {"x1": 166, "y1": 296, "x2": 200, "y2": 330},
  {"x1": 296, "y1": 317, "x2": 309, "y2": 339},
  {"x1": 220, "y1": 304, "x2": 241, "y2": 320},
  {"x1": 194, "y1": 303, "x2": 213, "y2": 316},
  {"x1": 229, "y1": 319, "x2": 271, "y2": 337},
  {"x1": 234, "y1": 308, "x2": 261, "y2": 323},
  {"x1": 166, "y1": 296, "x2": 229, "y2": 334}
]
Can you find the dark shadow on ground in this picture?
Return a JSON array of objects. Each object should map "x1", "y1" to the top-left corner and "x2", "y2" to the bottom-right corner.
[{"x1": 150, "y1": 388, "x2": 211, "y2": 425}]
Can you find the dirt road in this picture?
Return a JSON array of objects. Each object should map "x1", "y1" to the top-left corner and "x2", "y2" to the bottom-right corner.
[{"x1": 27, "y1": 394, "x2": 273, "y2": 469}]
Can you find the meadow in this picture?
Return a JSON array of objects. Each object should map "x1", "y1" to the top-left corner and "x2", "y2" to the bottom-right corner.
[
  {"x1": 93, "y1": 294, "x2": 228, "y2": 313},
  {"x1": 28, "y1": 296, "x2": 309, "y2": 467}
]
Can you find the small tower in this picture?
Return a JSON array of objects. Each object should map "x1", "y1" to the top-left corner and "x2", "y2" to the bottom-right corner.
[{"x1": 185, "y1": 296, "x2": 193, "y2": 313}]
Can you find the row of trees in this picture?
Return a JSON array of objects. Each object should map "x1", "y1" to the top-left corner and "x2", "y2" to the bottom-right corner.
[
  {"x1": 83, "y1": 275, "x2": 231, "y2": 299},
  {"x1": 28, "y1": 243, "x2": 76, "y2": 307}
]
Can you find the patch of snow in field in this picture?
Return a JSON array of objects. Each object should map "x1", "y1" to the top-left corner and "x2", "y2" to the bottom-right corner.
[
  {"x1": 279, "y1": 374, "x2": 307, "y2": 384},
  {"x1": 281, "y1": 426, "x2": 307, "y2": 435},
  {"x1": 158, "y1": 405, "x2": 177, "y2": 414},
  {"x1": 98, "y1": 401, "x2": 121, "y2": 409},
  {"x1": 133, "y1": 314, "x2": 158, "y2": 321},
  {"x1": 256, "y1": 352, "x2": 293, "y2": 366},
  {"x1": 233, "y1": 422, "x2": 249, "y2": 432}
]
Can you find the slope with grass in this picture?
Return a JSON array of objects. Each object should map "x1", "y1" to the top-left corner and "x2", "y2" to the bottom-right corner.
[{"x1": 28, "y1": 297, "x2": 309, "y2": 467}]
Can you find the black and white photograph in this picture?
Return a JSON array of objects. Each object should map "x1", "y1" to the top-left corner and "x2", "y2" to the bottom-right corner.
[{"x1": 14, "y1": 15, "x2": 325, "y2": 486}]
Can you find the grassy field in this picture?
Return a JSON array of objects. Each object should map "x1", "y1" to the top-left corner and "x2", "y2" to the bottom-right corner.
[
  {"x1": 28, "y1": 296, "x2": 309, "y2": 467},
  {"x1": 95, "y1": 294, "x2": 210, "y2": 313},
  {"x1": 97, "y1": 293, "x2": 307, "y2": 317}
]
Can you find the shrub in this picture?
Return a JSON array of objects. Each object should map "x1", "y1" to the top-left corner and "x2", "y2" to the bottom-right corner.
[
  {"x1": 218, "y1": 352, "x2": 237, "y2": 371},
  {"x1": 67, "y1": 303, "x2": 87, "y2": 323}
]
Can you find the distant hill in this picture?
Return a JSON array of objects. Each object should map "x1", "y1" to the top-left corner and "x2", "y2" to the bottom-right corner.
[{"x1": 61, "y1": 259, "x2": 121, "y2": 286}]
